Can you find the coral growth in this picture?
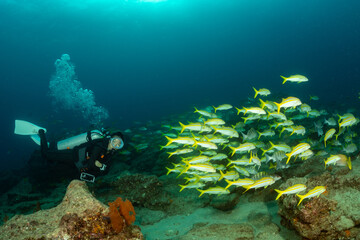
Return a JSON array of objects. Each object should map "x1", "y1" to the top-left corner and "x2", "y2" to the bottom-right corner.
[{"x1": 108, "y1": 197, "x2": 136, "y2": 233}]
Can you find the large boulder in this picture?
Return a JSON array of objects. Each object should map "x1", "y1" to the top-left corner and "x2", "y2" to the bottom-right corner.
[{"x1": 0, "y1": 180, "x2": 143, "y2": 240}]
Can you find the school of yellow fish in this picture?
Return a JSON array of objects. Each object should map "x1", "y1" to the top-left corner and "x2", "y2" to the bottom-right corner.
[{"x1": 162, "y1": 74, "x2": 356, "y2": 206}]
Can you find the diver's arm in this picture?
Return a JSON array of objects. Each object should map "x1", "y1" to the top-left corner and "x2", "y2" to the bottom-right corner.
[{"x1": 87, "y1": 146, "x2": 106, "y2": 172}]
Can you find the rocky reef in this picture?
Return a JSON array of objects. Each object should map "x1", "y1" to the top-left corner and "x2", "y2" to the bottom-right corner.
[{"x1": 0, "y1": 180, "x2": 143, "y2": 240}]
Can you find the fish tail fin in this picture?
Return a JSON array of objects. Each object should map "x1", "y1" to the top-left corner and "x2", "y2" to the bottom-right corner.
[
  {"x1": 347, "y1": 156, "x2": 352, "y2": 170},
  {"x1": 213, "y1": 106, "x2": 217, "y2": 113},
  {"x1": 273, "y1": 102, "x2": 281, "y2": 114},
  {"x1": 166, "y1": 167, "x2": 173, "y2": 175},
  {"x1": 253, "y1": 87, "x2": 258, "y2": 98},
  {"x1": 242, "y1": 117, "x2": 248, "y2": 123},
  {"x1": 165, "y1": 136, "x2": 173, "y2": 146},
  {"x1": 226, "y1": 159, "x2": 232, "y2": 167},
  {"x1": 179, "y1": 184, "x2": 186, "y2": 192},
  {"x1": 197, "y1": 188, "x2": 205, "y2": 197},
  {"x1": 296, "y1": 194, "x2": 305, "y2": 206},
  {"x1": 280, "y1": 75, "x2": 287, "y2": 84},
  {"x1": 243, "y1": 107, "x2": 248, "y2": 115},
  {"x1": 274, "y1": 189, "x2": 283, "y2": 200},
  {"x1": 178, "y1": 165, "x2": 190, "y2": 177},
  {"x1": 258, "y1": 98, "x2": 266, "y2": 109},
  {"x1": 242, "y1": 185, "x2": 252, "y2": 194},
  {"x1": 229, "y1": 146, "x2": 236, "y2": 157},
  {"x1": 225, "y1": 179, "x2": 232, "y2": 189},
  {"x1": 179, "y1": 122, "x2": 186, "y2": 133},
  {"x1": 218, "y1": 170, "x2": 225, "y2": 181},
  {"x1": 235, "y1": 107, "x2": 241, "y2": 115},
  {"x1": 194, "y1": 107, "x2": 199, "y2": 113},
  {"x1": 285, "y1": 153, "x2": 292, "y2": 164}
]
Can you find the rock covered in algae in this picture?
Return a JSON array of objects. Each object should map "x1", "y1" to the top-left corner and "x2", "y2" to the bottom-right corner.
[
  {"x1": 0, "y1": 180, "x2": 143, "y2": 240},
  {"x1": 277, "y1": 162, "x2": 360, "y2": 239}
]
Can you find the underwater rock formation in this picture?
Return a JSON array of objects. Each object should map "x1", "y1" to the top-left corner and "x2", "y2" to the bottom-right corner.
[
  {"x1": 0, "y1": 180, "x2": 143, "y2": 240},
  {"x1": 277, "y1": 160, "x2": 360, "y2": 239}
]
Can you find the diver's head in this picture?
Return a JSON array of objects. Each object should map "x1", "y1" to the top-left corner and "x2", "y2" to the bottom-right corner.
[{"x1": 107, "y1": 131, "x2": 124, "y2": 151}]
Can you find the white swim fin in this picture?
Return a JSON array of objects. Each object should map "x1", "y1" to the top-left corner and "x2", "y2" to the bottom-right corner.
[
  {"x1": 14, "y1": 120, "x2": 47, "y2": 135},
  {"x1": 30, "y1": 134, "x2": 49, "y2": 147}
]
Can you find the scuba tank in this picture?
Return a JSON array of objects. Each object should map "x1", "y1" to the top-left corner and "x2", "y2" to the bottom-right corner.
[{"x1": 57, "y1": 130, "x2": 105, "y2": 150}]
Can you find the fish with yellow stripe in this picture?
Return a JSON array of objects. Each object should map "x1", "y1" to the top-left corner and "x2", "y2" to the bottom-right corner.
[
  {"x1": 242, "y1": 177, "x2": 276, "y2": 193},
  {"x1": 213, "y1": 104, "x2": 233, "y2": 113},
  {"x1": 274, "y1": 97, "x2": 302, "y2": 114},
  {"x1": 252, "y1": 87, "x2": 271, "y2": 98},
  {"x1": 197, "y1": 186, "x2": 230, "y2": 197},
  {"x1": 296, "y1": 186, "x2": 327, "y2": 206},
  {"x1": 285, "y1": 143, "x2": 311, "y2": 164},
  {"x1": 280, "y1": 74, "x2": 308, "y2": 84},
  {"x1": 324, "y1": 128, "x2": 336, "y2": 147},
  {"x1": 274, "y1": 184, "x2": 307, "y2": 200}
]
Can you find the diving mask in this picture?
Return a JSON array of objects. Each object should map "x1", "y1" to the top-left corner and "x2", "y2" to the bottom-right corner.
[{"x1": 110, "y1": 136, "x2": 124, "y2": 150}]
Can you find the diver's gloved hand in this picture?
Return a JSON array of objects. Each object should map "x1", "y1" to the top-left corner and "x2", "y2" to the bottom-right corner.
[{"x1": 100, "y1": 164, "x2": 107, "y2": 171}]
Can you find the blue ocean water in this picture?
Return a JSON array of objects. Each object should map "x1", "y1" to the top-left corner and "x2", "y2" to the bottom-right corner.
[{"x1": 1, "y1": 0, "x2": 360, "y2": 170}]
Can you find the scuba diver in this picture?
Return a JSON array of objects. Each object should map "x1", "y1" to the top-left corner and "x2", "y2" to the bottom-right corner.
[{"x1": 14, "y1": 120, "x2": 124, "y2": 183}]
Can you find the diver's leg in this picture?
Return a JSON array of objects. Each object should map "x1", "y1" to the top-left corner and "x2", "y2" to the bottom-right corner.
[{"x1": 38, "y1": 129, "x2": 52, "y2": 162}]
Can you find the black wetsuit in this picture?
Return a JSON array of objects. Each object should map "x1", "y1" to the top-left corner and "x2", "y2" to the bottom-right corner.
[{"x1": 38, "y1": 130, "x2": 116, "y2": 179}]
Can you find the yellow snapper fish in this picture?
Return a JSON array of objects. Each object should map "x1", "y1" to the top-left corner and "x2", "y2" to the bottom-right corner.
[
  {"x1": 275, "y1": 120, "x2": 294, "y2": 129},
  {"x1": 274, "y1": 97, "x2": 302, "y2": 114},
  {"x1": 324, "y1": 128, "x2": 336, "y2": 147},
  {"x1": 212, "y1": 126, "x2": 239, "y2": 138},
  {"x1": 167, "y1": 148, "x2": 194, "y2": 158},
  {"x1": 192, "y1": 140, "x2": 218, "y2": 150},
  {"x1": 308, "y1": 109, "x2": 321, "y2": 118},
  {"x1": 227, "y1": 157, "x2": 256, "y2": 167},
  {"x1": 299, "y1": 103, "x2": 311, "y2": 113},
  {"x1": 257, "y1": 129, "x2": 275, "y2": 139},
  {"x1": 267, "y1": 111, "x2": 287, "y2": 121},
  {"x1": 197, "y1": 186, "x2": 230, "y2": 197},
  {"x1": 165, "y1": 136, "x2": 196, "y2": 146},
  {"x1": 296, "y1": 186, "x2": 327, "y2": 206},
  {"x1": 309, "y1": 95, "x2": 319, "y2": 101},
  {"x1": 182, "y1": 155, "x2": 210, "y2": 164},
  {"x1": 213, "y1": 104, "x2": 233, "y2": 113},
  {"x1": 274, "y1": 184, "x2": 307, "y2": 200},
  {"x1": 191, "y1": 173, "x2": 221, "y2": 183},
  {"x1": 179, "y1": 182, "x2": 206, "y2": 192},
  {"x1": 324, "y1": 117, "x2": 337, "y2": 126},
  {"x1": 229, "y1": 142, "x2": 256, "y2": 156},
  {"x1": 242, "y1": 107, "x2": 266, "y2": 115},
  {"x1": 242, "y1": 114, "x2": 261, "y2": 123},
  {"x1": 204, "y1": 118, "x2": 226, "y2": 126},
  {"x1": 298, "y1": 149, "x2": 314, "y2": 160},
  {"x1": 209, "y1": 153, "x2": 228, "y2": 161},
  {"x1": 218, "y1": 170, "x2": 239, "y2": 181},
  {"x1": 243, "y1": 177, "x2": 276, "y2": 193},
  {"x1": 290, "y1": 125, "x2": 306, "y2": 136},
  {"x1": 225, "y1": 178, "x2": 254, "y2": 189},
  {"x1": 194, "y1": 107, "x2": 217, "y2": 118},
  {"x1": 286, "y1": 143, "x2": 311, "y2": 164},
  {"x1": 262, "y1": 141, "x2": 291, "y2": 156},
  {"x1": 179, "y1": 122, "x2": 212, "y2": 133},
  {"x1": 334, "y1": 154, "x2": 352, "y2": 170},
  {"x1": 180, "y1": 162, "x2": 217, "y2": 175},
  {"x1": 166, "y1": 164, "x2": 186, "y2": 175},
  {"x1": 324, "y1": 155, "x2": 342, "y2": 169},
  {"x1": 339, "y1": 114, "x2": 357, "y2": 129},
  {"x1": 253, "y1": 87, "x2": 271, "y2": 98},
  {"x1": 230, "y1": 165, "x2": 251, "y2": 177},
  {"x1": 280, "y1": 74, "x2": 308, "y2": 84},
  {"x1": 259, "y1": 99, "x2": 277, "y2": 111}
]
